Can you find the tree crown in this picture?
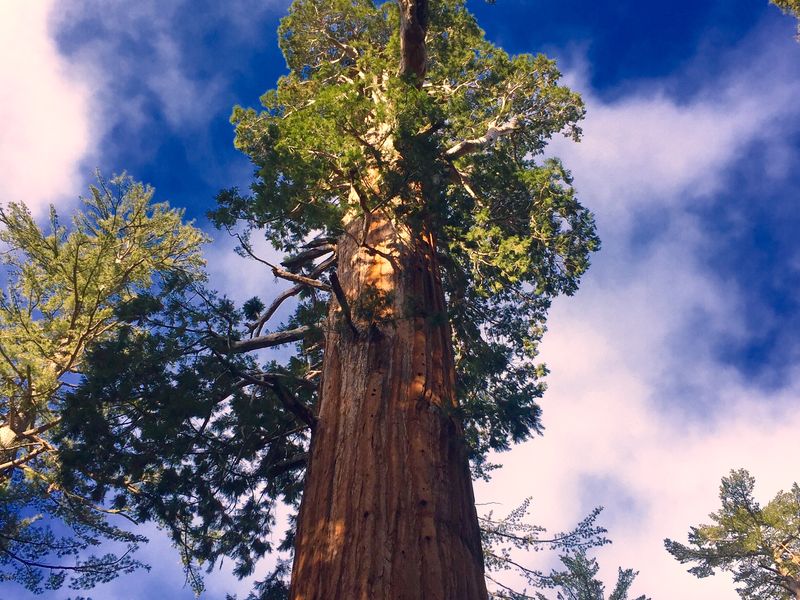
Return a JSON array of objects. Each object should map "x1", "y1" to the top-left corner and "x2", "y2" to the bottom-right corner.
[
  {"x1": 0, "y1": 175, "x2": 206, "y2": 593},
  {"x1": 212, "y1": 0, "x2": 599, "y2": 472},
  {"x1": 665, "y1": 469, "x2": 800, "y2": 600}
]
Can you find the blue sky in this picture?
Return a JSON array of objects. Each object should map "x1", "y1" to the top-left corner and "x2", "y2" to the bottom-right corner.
[{"x1": 2, "y1": 1, "x2": 800, "y2": 598}]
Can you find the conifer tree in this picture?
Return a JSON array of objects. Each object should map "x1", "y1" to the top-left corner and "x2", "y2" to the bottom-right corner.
[
  {"x1": 535, "y1": 550, "x2": 649, "y2": 600},
  {"x1": 61, "y1": 1, "x2": 599, "y2": 597},
  {"x1": 666, "y1": 469, "x2": 800, "y2": 600},
  {"x1": 0, "y1": 175, "x2": 206, "y2": 592}
]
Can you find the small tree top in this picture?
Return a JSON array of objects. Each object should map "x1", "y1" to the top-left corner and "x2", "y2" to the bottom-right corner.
[{"x1": 665, "y1": 469, "x2": 800, "y2": 600}]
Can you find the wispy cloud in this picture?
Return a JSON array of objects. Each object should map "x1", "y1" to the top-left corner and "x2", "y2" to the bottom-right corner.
[
  {"x1": 52, "y1": 1, "x2": 222, "y2": 134},
  {"x1": 52, "y1": 0, "x2": 287, "y2": 131}
]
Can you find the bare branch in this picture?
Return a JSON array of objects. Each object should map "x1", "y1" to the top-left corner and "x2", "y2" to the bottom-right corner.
[
  {"x1": 0, "y1": 445, "x2": 48, "y2": 477},
  {"x1": 251, "y1": 285, "x2": 305, "y2": 336},
  {"x1": 226, "y1": 326, "x2": 314, "y2": 354},
  {"x1": 272, "y1": 266, "x2": 331, "y2": 292},
  {"x1": 445, "y1": 116, "x2": 521, "y2": 160},
  {"x1": 251, "y1": 254, "x2": 337, "y2": 336},
  {"x1": 281, "y1": 244, "x2": 335, "y2": 272}
]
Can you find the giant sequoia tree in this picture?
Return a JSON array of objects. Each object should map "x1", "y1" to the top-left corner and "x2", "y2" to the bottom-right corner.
[{"x1": 61, "y1": 1, "x2": 598, "y2": 597}]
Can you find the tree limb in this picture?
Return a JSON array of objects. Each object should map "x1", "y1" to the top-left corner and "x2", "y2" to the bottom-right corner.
[
  {"x1": 270, "y1": 378, "x2": 317, "y2": 430},
  {"x1": 329, "y1": 272, "x2": 358, "y2": 337},
  {"x1": 230, "y1": 370, "x2": 317, "y2": 429},
  {"x1": 266, "y1": 453, "x2": 308, "y2": 478},
  {"x1": 272, "y1": 266, "x2": 331, "y2": 292},
  {"x1": 226, "y1": 326, "x2": 314, "y2": 354},
  {"x1": 445, "y1": 116, "x2": 521, "y2": 160},
  {"x1": 281, "y1": 244, "x2": 335, "y2": 272},
  {"x1": 251, "y1": 254, "x2": 337, "y2": 336}
]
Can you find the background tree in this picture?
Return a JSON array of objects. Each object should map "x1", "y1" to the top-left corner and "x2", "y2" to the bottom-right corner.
[
  {"x1": 533, "y1": 550, "x2": 649, "y2": 600},
  {"x1": 61, "y1": 0, "x2": 599, "y2": 597},
  {"x1": 479, "y1": 500, "x2": 648, "y2": 600},
  {"x1": 771, "y1": 0, "x2": 800, "y2": 38},
  {"x1": 665, "y1": 469, "x2": 800, "y2": 600},
  {"x1": 0, "y1": 175, "x2": 206, "y2": 593}
]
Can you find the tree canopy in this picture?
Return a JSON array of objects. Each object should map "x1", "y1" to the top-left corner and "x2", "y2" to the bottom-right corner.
[
  {"x1": 0, "y1": 175, "x2": 206, "y2": 592},
  {"x1": 212, "y1": 0, "x2": 598, "y2": 473},
  {"x1": 665, "y1": 469, "x2": 800, "y2": 600}
]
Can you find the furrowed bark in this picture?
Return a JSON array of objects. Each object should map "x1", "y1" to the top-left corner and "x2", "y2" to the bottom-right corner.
[{"x1": 289, "y1": 216, "x2": 487, "y2": 600}]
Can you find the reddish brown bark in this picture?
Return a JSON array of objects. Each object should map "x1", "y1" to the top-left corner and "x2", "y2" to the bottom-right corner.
[{"x1": 289, "y1": 216, "x2": 488, "y2": 600}]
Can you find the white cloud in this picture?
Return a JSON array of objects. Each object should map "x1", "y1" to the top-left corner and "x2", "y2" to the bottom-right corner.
[
  {"x1": 51, "y1": 0, "x2": 285, "y2": 137},
  {"x1": 550, "y1": 40, "x2": 800, "y2": 235},
  {"x1": 0, "y1": 0, "x2": 91, "y2": 214},
  {"x1": 477, "y1": 28, "x2": 800, "y2": 600},
  {"x1": 50, "y1": 2, "x2": 220, "y2": 134}
]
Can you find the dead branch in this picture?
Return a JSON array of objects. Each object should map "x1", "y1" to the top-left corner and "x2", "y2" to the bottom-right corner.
[
  {"x1": 281, "y1": 244, "x2": 335, "y2": 272},
  {"x1": 227, "y1": 326, "x2": 314, "y2": 354},
  {"x1": 444, "y1": 116, "x2": 521, "y2": 160}
]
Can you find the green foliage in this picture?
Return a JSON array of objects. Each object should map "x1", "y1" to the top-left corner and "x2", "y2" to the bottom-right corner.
[
  {"x1": 58, "y1": 282, "x2": 314, "y2": 593},
  {"x1": 210, "y1": 0, "x2": 599, "y2": 476},
  {"x1": 534, "y1": 551, "x2": 649, "y2": 600},
  {"x1": 665, "y1": 469, "x2": 800, "y2": 600},
  {"x1": 480, "y1": 500, "x2": 647, "y2": 600},
  {"x1": 0, "y1": 174, "x2": 206, "y2": 592},
  {"x1": 0, "y1": 478, "x2": 146, "y2": 593}
]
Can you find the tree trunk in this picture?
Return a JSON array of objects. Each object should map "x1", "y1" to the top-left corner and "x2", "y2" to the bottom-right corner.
[{"x1": 289, "y1": 215, "x2": 488, "y2": 600}]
